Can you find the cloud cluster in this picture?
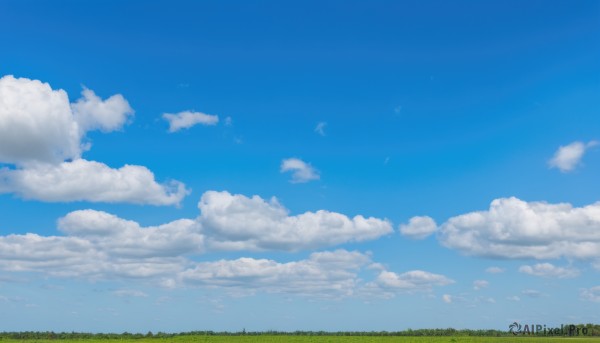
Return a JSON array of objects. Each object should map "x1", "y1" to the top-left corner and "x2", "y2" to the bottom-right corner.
[
  {"x1": 439, "y1": 197, "x2": 600, "y2": 259},
  {"x1": 0, "y1": 75, "x2": 187, "y2": 206},
  {"x1": 280, "y1": 158, "x2": 320, "y2": 183},
  {"x1": 0, "y1": 189, "x2": 452, "y2": 298},
  {"x1": 163, "y1": 110, "x2": 219, "y2": 132},
  {"x1": 549, "y1": 141, "x2": 597, "y2": 173}
]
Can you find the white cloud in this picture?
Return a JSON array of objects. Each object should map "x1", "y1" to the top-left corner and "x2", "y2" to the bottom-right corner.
[
  {"x1": 0, "y1": 211, "x2": 200, "y2": 280},
  {"x1": 180, "y1": 250, "x2": 370, "y2": 298},
  {"x1": 372, "y1": 270, "x2": 454, "y2": 292},
  {"x1": 58, "y1": 209, "x2": 202, "y2": 258},
  {"x1": 442, "y1": 294, "x2": 452, "y2": 303},
  {"x1": 163, "y1": 110, "x2": 219, "y2": 132},
  {"x1": 0, "y1": 159, "x2": 188, "y2": 206},
  {"x1": 506, "y1": 295, "x2": 520, "y2": 301},
  {"x1": 71, "y1": 88, "x2": 133, "y2": 133},
  {"x1": 580, "y1": 286, "x2": 600, "y2": 302},
  {"x1": 199, "y1": 190, "x2": 392, "y2": 251},
  {"x1": 485, "y1": 267, "x2": 505, "y2": 274},
  {"x1": 439, "y1": 197, "x2": 600, "y2": 259},
  {"x1": 473, "y1": 280, "x2": 489, "y2": 290},
  {"x1": 314, "y1": 122, "x2": 326, "y2": 136},
  {"x1": 399, "y1": 216, "x2": 437, "y2": 239},
  {"x1": 280, "y1": 158, "x2": 320, "y2": 183},
  {"x1": 0, "y1": 75, "x2": 82, "y2": 165},
  {"x1": 518, "y1": 263, "x2": 579, "y2": 279},
  {"x1": 549, "y1": 140, "x2": 598, "y2": 172},
  {"x1": 0, "y1": 75, "x2": 188, "y2": 205},
  {"x1": 0, "y1": 189, "x2": 392, "y2": 278}
]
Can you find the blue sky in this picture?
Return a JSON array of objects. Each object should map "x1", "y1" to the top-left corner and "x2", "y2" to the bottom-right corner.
[{"x1": 0, "y1": 0, "x2": 599, "y2": 333}]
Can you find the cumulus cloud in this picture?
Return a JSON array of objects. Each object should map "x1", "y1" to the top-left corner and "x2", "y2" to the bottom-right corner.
[
  {"x1": 518, "y1": 263, "x2": 579, "y2": 279},
  {"x1": 0, "y1": 159, "x2": 188, "y2": 206},
  {"x1": 0, "y1": 75, "x2": 187, "y2": 205},
  {"x1": 0, "y1": 75, "x2": 82, "y2": 165},
  {"x1": 439, "y1": 197, "x2": 600, "y2": 260},
  {"x1": 314, "y1": 122, "x2": 326, "y2": 136},
  {"x1": 180, "y1": 250, "x2": 370, "y2": 298},
  {"x1": 280, "y1": 158, "x2": 320, "y2": 183},
  {"x1": 0, "y1": 210, "x2": 200, "y2": 280},
  {"x1": 473, "y1": 280, "x2": 489, "y2": 290},
  {"x1": 71, "y1": 88, "x2": 133, "y2": 133},
  {"x1": 549, "y1": 141, "x2": 598, "y2": 172},
  {"x1": 580, "y1": 286, "x2": 600, "y2": 302},
  {"x1": 163, "y1": 111, "x2": 219, "y2": 132},
  {"x1": 198, "y1": 190, "x2": 392, "y2": 251},
  {"x1": 399, "y1": 216, "x2": 437, "y2": 239}
]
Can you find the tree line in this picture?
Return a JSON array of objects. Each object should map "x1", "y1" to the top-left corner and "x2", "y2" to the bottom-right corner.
[{"x1": 1, "y1": 324, "x2": 599, "y2": 339}]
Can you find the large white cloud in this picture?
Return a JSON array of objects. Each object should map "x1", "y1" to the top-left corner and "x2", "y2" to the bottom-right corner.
[
  {"x1": 548, "y1": 141, "x2": 597, "y2": 173},
  {"x1": 0, "y1": 75, "x2": 187, "y2": 205},
  {"x1": 0, "y1": 159, "x2": 188, "y2": 206},
  {"x1": 0, "y1": 75, "x2": 81, "y2": 165},
  {"x1": 439, "y1": 197, "x2": 600, "y2": 259},
  {"x1": 198, "y1": 190, "x2": 393, "y2": 251}
]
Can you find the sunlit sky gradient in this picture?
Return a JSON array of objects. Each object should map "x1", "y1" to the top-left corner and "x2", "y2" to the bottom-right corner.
[{"x1": 0, "y1": 0, "x2": 599, "y2": 332}]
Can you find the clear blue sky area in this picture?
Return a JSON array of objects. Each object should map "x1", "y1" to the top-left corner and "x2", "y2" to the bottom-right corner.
[{"x1": 0, "y1": 0, "x2": 599, "y2": 332}]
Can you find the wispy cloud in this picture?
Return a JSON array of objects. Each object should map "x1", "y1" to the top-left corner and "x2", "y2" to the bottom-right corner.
[
  {"x1": 280, "y1": 158, "x2": 320, "y2": 183},
  {"x1": 549, "y1": 140, "x2": 597, "y2": 172},
  {"x1": 163, "y1": 110, "x2": 219, "y2": 133},
  {"x1": 314, "y1": 122, "x2": 327, "y2": 136}
]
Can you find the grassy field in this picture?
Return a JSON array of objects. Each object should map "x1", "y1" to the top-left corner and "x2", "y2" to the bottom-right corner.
[{"x1": 2, "y1": 336, "x2": 600, "y2": 343}]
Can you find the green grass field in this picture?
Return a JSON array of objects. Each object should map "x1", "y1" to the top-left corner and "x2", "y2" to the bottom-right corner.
[{"x1": 2, "y1": 336, "x2": 600, "y2": 343}]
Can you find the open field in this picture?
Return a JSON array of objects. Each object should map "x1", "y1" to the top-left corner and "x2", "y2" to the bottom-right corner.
[{"x1": 2, "y1": 337, "x2": 600, "y2": 343}]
